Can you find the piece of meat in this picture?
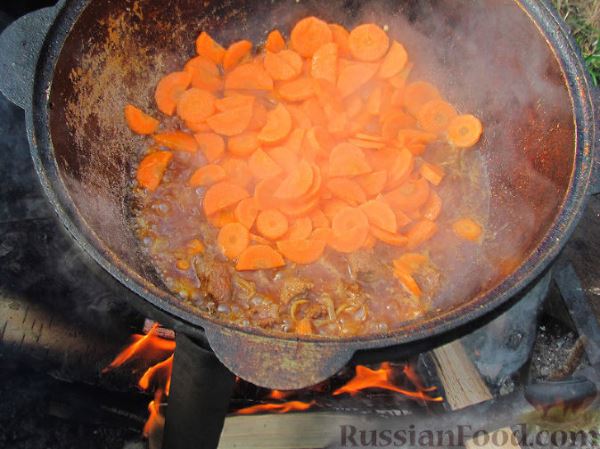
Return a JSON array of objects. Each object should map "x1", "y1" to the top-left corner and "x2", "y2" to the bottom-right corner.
[
  {"x1": 280, "y1": 277, "x2": 314, "y2": 305},
  {"x1": 193, "y1": 256, "x2": 232, "y2": 303},
  {"x1": 347, "y1": 251, "x2": 387, "y2": 283}
]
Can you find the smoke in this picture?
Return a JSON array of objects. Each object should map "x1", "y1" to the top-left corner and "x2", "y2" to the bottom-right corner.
[{"x1": 53, "y1": 0, "x2": 574, "y2": 333}]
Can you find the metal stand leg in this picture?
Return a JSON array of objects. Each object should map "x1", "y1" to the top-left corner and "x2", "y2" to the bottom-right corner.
[{"x1": 163, "y1": 333, "x2": 235, "y2": 449}]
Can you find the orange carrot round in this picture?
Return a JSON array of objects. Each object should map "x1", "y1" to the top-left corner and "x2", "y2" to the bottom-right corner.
[
  {"x1": 194, "y1": 132, "x2": 225, "y2": 162},
  {"x1": 196, "y1": 31, "x2": 225, "y2": 64},
  {"x1": 184, "y1": 56, "x2": 222, "y2": 91},
  {"x1": 326, "y1": 178, "x2": 367, "y2": 206},
  {"x1": 406, "y1": 219, "x2": 438, "y2": 249},
  {"x1": 136, "y1": 151, "x2": 173, "y2": 191},
  {"x1": 223, "y1": 40, "x2": 253, "y2": 71},
  {"x1": 264, "y1": 50, "x2": 303, "y2": 81},
  {"x1": 287, "y1": 217, "x2": 313, "y2": 240},
  {"x1": 277, "y1": 239, "x2": 326, "y2": 264},
  {"x1": 153, "y1": 131, "x2": 198, "y2": 153},
  {"x1": 452, "y1": 218, "x2": 483, "y2": 241},
  {"x1": 188, "y1": 164, "x2": 226, "y2": 187},
  {"x1": 290, "y1": 16, "x2": 333, "y2": 58},
  {"x1": 258, "y1": 103, "x2": 292, "y2": 144},
  {"x1": 228, "y1": 132, "x2": 259, "y2": 157},
  {"x1": 256, "y1": 209, "x2": 289, "y2": 240},
  {"x1": 234, "y1": 197, "x2": 259, "y2": 229},
  {"x1": 370, "y1": 226, "x2": 409, "y2": 247},
  {"x1": 218, "y1": 222, "x2": 250, "y2": 259},
  {"x1": 203, "y1": 181, "x2": 249, "y2": 216},
  {"x1": 206, "y1": 105, "x2": 254, "y2": 136},
  {"x1": 385, "y1": 177, "x2": 430, "y2": 212},
  {"x1": 311, "y1": 42, "x2": 338, "y2": 84},
  {"x1": 337, "y1": 62, "x2": 379, "y2": 97},
  {"x1": 329, "y1": 206, "x2": 369, "y2": 253},
  {"x1": 403, "y1": 81, "x2": 441, "y2": 117},
  {"x1": 221, "y1": 158, "x2": 254, "y2": 189},
  {"x1": 419, "y1": 162, "x2": 445, "y2": 186},
  {"x1": 357, "y1": 170, "x2": 388, "y2": 197},
  {"x1": 278, "y1": 78, "x2": 315, "y2": 102},
  {"x1": 329, "y1": 24, "x2": 351, "y2": 57},
  {"x1": 155, "y1": 71, "x2": 192, "y2": 116},
  {"x1": 348, "y1": 24, "x2": 389, "y2": 62},
  {"x1": 274, "y1": 160, "x2": 313, "y2": 199},
  {"x1": 249, "y1": 149, "x2": 283, "y2": 180},
  {"x1": 360, "y1": 199, "x2": 398, "y2": 233},
  {"x1": 422, "y1": 190, "x2": 442, "y2": 221},
  {"x1": 265, "y1": 30, "x2": 286, "y2": 53},
  {"x1": 125, "y1": 105, "x2": 159, "y2": 135},
  {"x1": 378, "y1": 41, "x2": 408, "y2": 79},
  {"x1": 236, "y1": 245, "x2": 285, "y2": 270},
  {"x1": 225, "y1": 64, "x2": 273, "y2": 91},
  {"x1": 176, "y1": 88, "x2": 216, "y2": 124},
  {"x1": 417, "y1": 100, "x2": 458, "y2": 134},
  {"x1": 328, "y1": 143, "x2": 372, "y2": 177},
  {"x1": 447, "y1": 114, "x2": 483, "y2": 148},
  {"x1": 215, "y1": 94, "x2": 255, "y2": 112}
]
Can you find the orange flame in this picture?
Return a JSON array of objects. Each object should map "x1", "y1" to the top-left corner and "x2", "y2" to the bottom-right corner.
[
  {"x1": 139, "y1": 354, "x2": 174, "y2": 395},
  {"x1": 236, "y1": 400, "x2": 316, "y2": 415},
  {"x1": 144, "y1": 390, "x2": 166, "y2": 438},
  {"x1": 268, "y1": 389, "x2": 291, "y2": 400},
  {"x1": 333, "y1": 362, "x2": 442, "y2": 402}
]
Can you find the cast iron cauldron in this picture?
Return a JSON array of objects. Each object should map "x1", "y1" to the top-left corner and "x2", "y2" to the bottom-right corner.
[{"x1": 0, "y1": 0, "x2": 598, "y2": 389}]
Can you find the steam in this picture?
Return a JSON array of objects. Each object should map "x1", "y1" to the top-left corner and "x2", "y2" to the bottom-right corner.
[{"x1": 55, "y1": 0, "x2": 573, "y2": 332}]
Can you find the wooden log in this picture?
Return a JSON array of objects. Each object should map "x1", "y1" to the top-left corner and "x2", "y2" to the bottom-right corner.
[{"x1": 432, "y1": 341, "x2": 522, "y2": 449}]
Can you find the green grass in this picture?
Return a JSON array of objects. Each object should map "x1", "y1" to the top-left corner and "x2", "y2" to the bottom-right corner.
[{"x1": 553, "y1": 0, "x2": 600, "y2": 84}]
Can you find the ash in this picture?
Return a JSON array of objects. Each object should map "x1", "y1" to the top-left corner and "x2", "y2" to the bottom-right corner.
[{"x1": 530, "y1": 316, "x2": 581, "y2": 381}]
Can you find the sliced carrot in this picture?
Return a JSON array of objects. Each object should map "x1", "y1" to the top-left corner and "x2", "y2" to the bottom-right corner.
[
  {"x1": 360, "y1": 198, "x2": 397, "y2": 233},
  {"x1": 258, "y1": 103, "x2": 292, "y2": 144},
  {"x1": 278, "y1": 78, "x2": 315, "y2": 102},
  {"x1": 184, "y1": 56, "x2": 222, "y2": 91},
  {"x1": 309, "y1": 209, "x2": 329, "y2": 229},
  {"x1": 186, "y1": 121, "x2": 212, "y2": 133},
  {"x1": 397, "y1": 129, "x2": 438, "y2": 156},
  {"x1": 311, "y1": 42, "x2": 338, "y2": 84},
  {"x1": 194, "y1": 132, "x2": 225, "y2": 162},
  {"x1": 378, "y1": 40, "x2": 408, "y2": 79},
  {"x1": 366, "y1": 85, "x2": 383, "y2": 115},
  {"x1": 284, "y1": 128, "x2": 306, "y2": 153},
  {"x1": 278, "y1": 195, "x2": 320, "y2": 218},
  {"x1": 403, "y1": 81, "x2": 441, "y2": 117},
  {"x1": 389, "y1": 61, "x2": 413, "y2": 89},
  {"x1": 206, "y1": 105, "x2": 253, "y2": 136},
  {"x1": 337, "y1": 61, "x2": 379, "y2": 97},
  {"x1": 267, "y1": 145, "x2": 299, "y2": 173},
  {"x1": 247, "y1": 149, "x2": 281, "y2": 180},
  {"x1": 305, "y1": 126, "x2": 335, "y2": 157},
  {"x1": 228, "y1": 132, "x2": 259, "y2": 157},
  {"x1": 370, "y1": 226, "x2": 408, "y2": 247},
  {"x1": 357, "y1": 170, "x2": 387, "y2": 197},
  {"x1": 249, "y1": 233, "x2": 271, "y2": 245},
  {"x1": 447, "y1": 114, "x2": 483, "y2": 148},
  {"x1": 196, "y1": 31, "x2": 226, "y2": 64},
  {"x1": 290, "y1": 16, "x2": 333, "y2": 58},
  {"x1": 153, "y1": 131, "x2": 198, "y2": 153},
  {"x1": 203, "y1": 181, "x2": 249, "y2": 216},
  {"x1": 422, "y1": 190, "x2": 442, "y2": 221},
  {"x1": 344, "y1": 95, "x2": 364, "y2": 119},
  {"x1": 302, "y1": 98, "x2": 327, "y2": 126},
  {"x1": 393, "y1": 268, "x2": 422, "y2": 297},
  {"x1": 326, "y1": 178, "x2": 367, "y2": 206},
  {"x1": 236, "y1": 245, "x2": 286, "y2": 270},
  {"x1": 326, "y1": 111, "x2": 349, "y2": 139},
  {"x1": 136, "y1": 151, "x2": 173, "y2": 191},
  {"x1": 329, "y1": 206, "x2": 369, "y2": 253},
  {"x1": 328, "y1": 143, "x2": 371, "y2": 177},
  {"x1": 277, "y1": 239, "x2": 326, "y2": 264},
  {"x1": 125, "y1": 105, "x2": 159, "y2": 135},
  {"x1": 221, "y1": 158, "x2": 253, "y2": 189},
  {"x1": 155, "y1": 71, "x2": 192, "y2": 116},
  {"x1": 264, "y1": 50, "x2": 303, "y2": 81},
  {"x1": 297, "y1": 163, "x2": 322, "y2": 201},
  {"x1": 394, "y1": 208, "x2": 413, "y2": 228},
  {"x1": 225, "y1": 63, "x2": 273, "y2": 91},
  {"x1": 452, "y1": 218, "x2": 483, "y2": 242},
  {"x1": 386, "y1": 149, "x2": 415, "y2": 189},
  {"x1": 248, "y1": 101, "x2": 268, "y2": 131},
  {"x1": 348, "y1": 23, "x2": 389, "y2": 62},
  {"x1": 286, "y1": 104, "x2": 312, "y2": 130},
  {"x1": 188, "y1": 164, "x2": 226, "y2": 187},
  {"x1": 254, "y1": 176, "x2": 283, "y2": 210},
  {"x1": 417, "y1": 99, "x2": 458, "y2": 134},
  {"x1": 256, "y1": 209, "x2": 289, "y2": 240},
  {"x1": 218, "y1": 222, "x2": 250, "y2": 259},
  {"x1": 419, "y1": 162, "x2": 445, "y2": 186},
  {"x1": 215, "y1": 94, "x2": 255, "y2": 112},
  {"x1": 176, "y1": 88, "x2": 216, "y2": 124},
  {"x1": 406, "y1": 219, "x2": 438, "y2": 249},
  {"x1": 381, "y1": 111, "x2": 417, "y2": 141},
  {"x1": 265, "y1": 30, "x2": 286, "y2": 53},
  {"x1": 347, "y1": 138, "x2": 385, "y2": 149},
  {"x1": 274, "y1": 160, "x2": 313, "y2": 199},
  {"x1": 393, "y1": 253, "x2": 428, "y2": 273},
  {"x1": 311, "y1": 227, "x2": 333, "y2": 243},
  {"x1": 287, "y1": 217, "x2": 313, "y2": 240},
  {"x1": 223, "y1": 40, "x2": 253, "y2": 71},
  {"x1": 234, "y1": 197, "x2": 259, "y2": 229},
  {"x1": 207, "y1": 208, "x2": 237, "y2": 228},
  {"x1": 385, "y1": 176, "x2": 430, "y2": 212},
  {"x1": 329, "y1": 24, "x2": 351, "y2": 57}
]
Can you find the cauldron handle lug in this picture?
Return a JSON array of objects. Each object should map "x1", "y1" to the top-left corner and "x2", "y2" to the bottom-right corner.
[
  {"x1": 591, "y1": 87, "x2": 600, "y2": 195},
  {"x1": 204, "y1": 324, "x2": 355, "y2": 390},
  {"x1": 0, "y1": 0, "x2": 66, "y2": 110}
]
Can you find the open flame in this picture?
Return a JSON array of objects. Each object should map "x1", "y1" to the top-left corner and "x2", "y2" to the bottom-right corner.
[
  {"x1": 103, "y1": 323, "x2": 175, "y2": 443},
  {"x1": 236, "y1": 400, "x2": 316, "y2": 415},
  {"x1": 333, "y1": 362, "x2": 442, "y2": 402}
]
